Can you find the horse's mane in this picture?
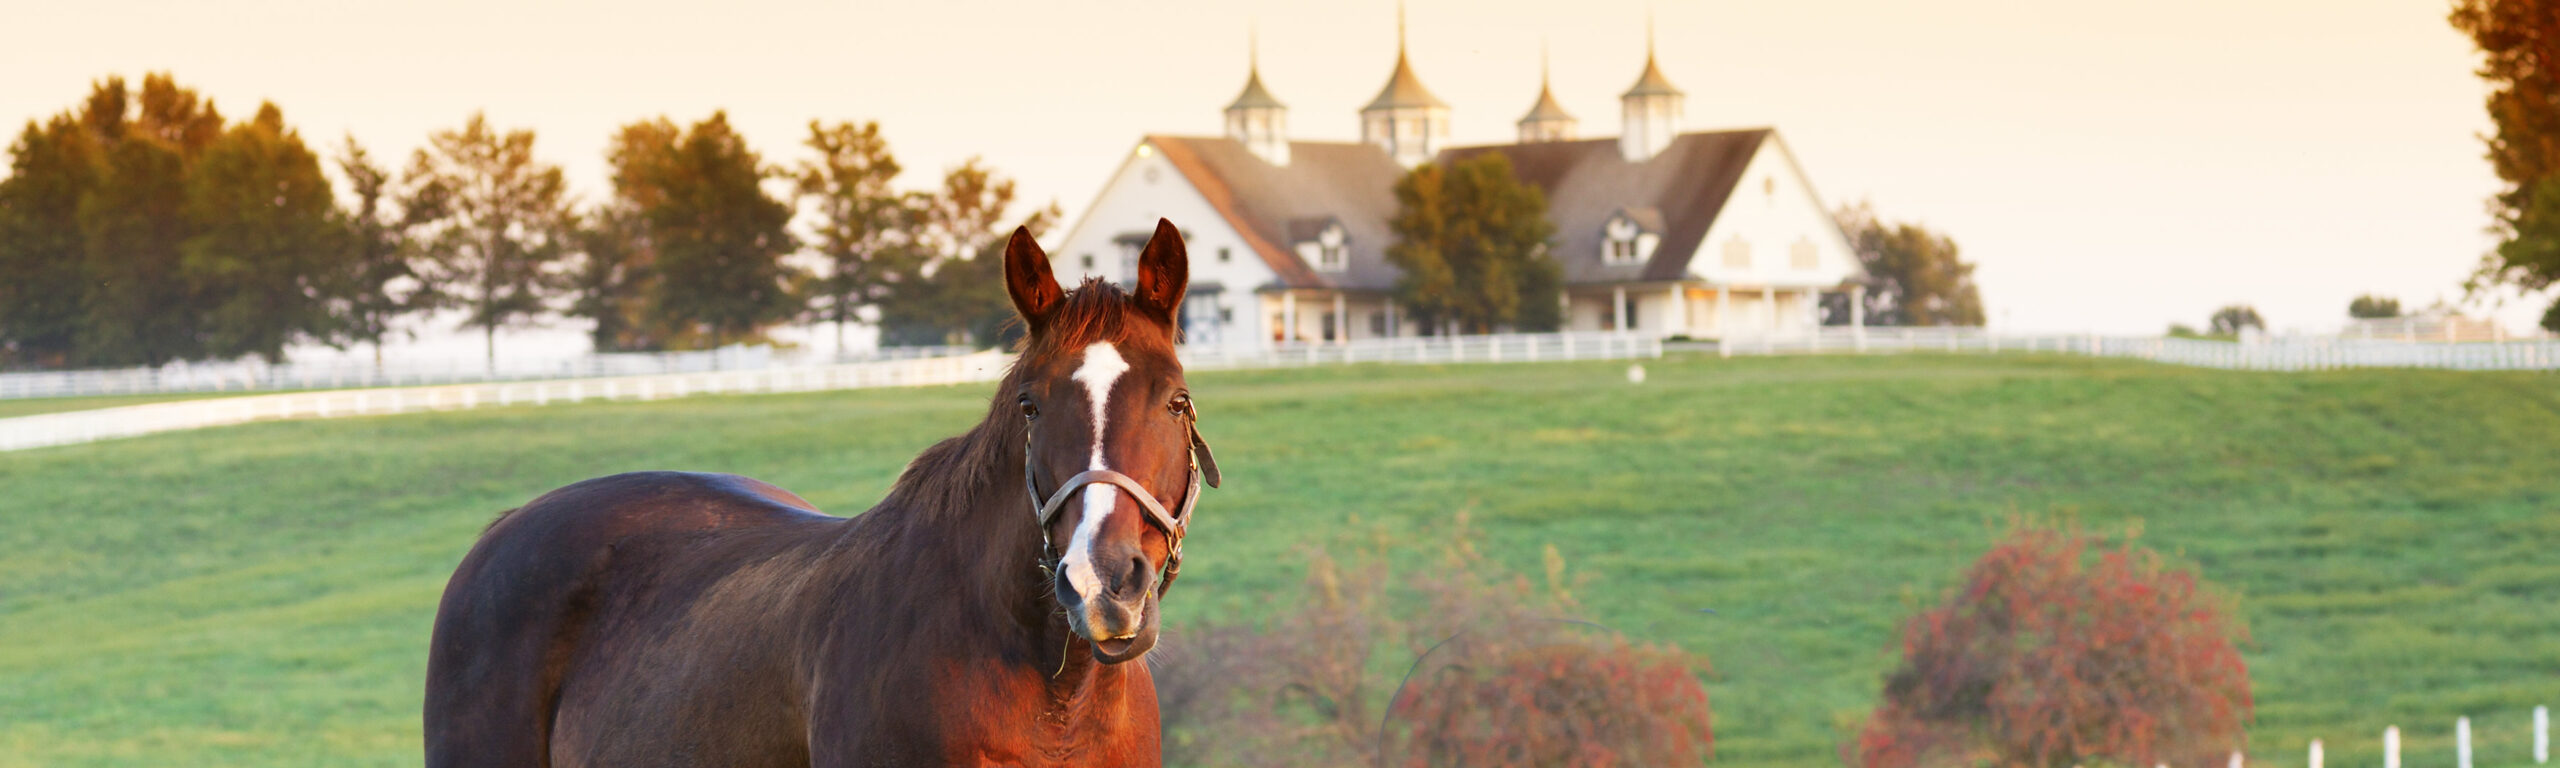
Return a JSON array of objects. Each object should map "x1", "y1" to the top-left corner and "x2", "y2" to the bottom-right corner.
[{"x1": 875, "y1": 279, "x2": 1170, "y2": 524}]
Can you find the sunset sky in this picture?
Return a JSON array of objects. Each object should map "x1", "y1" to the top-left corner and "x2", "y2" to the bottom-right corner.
[{"x1": 1, "y1": 0, "x2": 2523, "y2": 335}]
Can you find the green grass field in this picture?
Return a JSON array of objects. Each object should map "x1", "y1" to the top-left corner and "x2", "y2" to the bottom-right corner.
[{"x1": 2, "y1": 354, "x2": 2554, "y2": 768}]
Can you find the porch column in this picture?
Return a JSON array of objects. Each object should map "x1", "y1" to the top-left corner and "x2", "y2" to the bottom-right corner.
[
  {"x1": 1384, "y1": 300, "x2": 1398, "y2": 338},
  {"x1": 1611, "y1": 285, "x2": 1628, "y2": 333},
  {"x1": 1851, "y1": 284, "x2": 1868, "y2": 352},
  {"x1": 1669, "y1": 284, "x2": 1686, "y2": 336},
  {"x1": 1716, "y1": 285, "x2": 1730, "y2": 336},
  {"x1": 1333, "y1": 291, "x2": 1348, "y2": 345},
  {"x1": 1764, "y1": 286, "x2": 1778, "y2": 331},
  {"x1": 1282, "y1": 291, "x2": 1297, "y2": 343}
]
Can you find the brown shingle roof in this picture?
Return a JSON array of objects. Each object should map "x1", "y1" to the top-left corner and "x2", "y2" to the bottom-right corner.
[
  {"x1": 1147, "y1": 136, "x2": 1407, "y2": 290},
  {"x1": 1150, "y1": 129, "x2": 1771, "y2": 291},
  {"x1": 1441, "y1": 129, "x2": 1769, "y2": 283}
]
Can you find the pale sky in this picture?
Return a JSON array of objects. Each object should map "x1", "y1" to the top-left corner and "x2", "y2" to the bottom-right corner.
[{"x1": 2, "y1": 0, "x2": 2531, "y2": 335}]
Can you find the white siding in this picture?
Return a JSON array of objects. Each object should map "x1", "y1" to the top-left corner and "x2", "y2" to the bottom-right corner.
[
  {"x1": 1683, "y1": 134, "x2": 1859, "y2": 289},
  {"x1": 1052, "y1": 141, "x2": 1279, "y2": 353}
]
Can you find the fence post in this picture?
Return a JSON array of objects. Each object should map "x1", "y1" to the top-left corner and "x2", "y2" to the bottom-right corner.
[
  {"x1": 2230, "y1": 750, "x2": 2244, "y2": 768},
  {"x1": 2387, "y1": 726, "x2": 2401, "y2": 768},
  {"x1": 2537, "y1": 704, "x2": 2550, "y2": 764},
  {"x1": 2309, "y1": 739, "x2": 2323, "y2": 768},
  {"x1": 2460, "y1": 716, "x2": 2473, "y2": 768}
]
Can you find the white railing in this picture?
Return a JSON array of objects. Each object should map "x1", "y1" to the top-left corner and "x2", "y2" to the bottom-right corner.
[
  {"x1": 0, "y1": 351, "x2": 1009, "y2": 452},
  {"x1": 1183, "y1": 331, "x2": 1663, "y2": 369},
  {"x1": 1, "y1": 333, "x2": 1663, "y2": 452},
  {"x1": 0, "y1": 344, "x2": 979, "y2": 400},
  {"x1": 2293, "y1": 706, "x2": 2550, "y2": 768},
  {"x1": 1718, "y1": 328, "x2": 2560, "y2": 371}
]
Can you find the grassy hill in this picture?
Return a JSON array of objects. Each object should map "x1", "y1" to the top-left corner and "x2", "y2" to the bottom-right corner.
[{"x1": 2, "y1": 354, "x2": 2554, "y2": 767}]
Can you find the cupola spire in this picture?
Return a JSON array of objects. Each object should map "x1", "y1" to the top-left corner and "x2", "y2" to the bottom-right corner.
[
  {"x1": 1224, "y1": 24, "x2": 1290, "y2": 165},
  {"x1": 1518, "y1": 41, "x2": 1578, "y2": 143},
  {"x1": 1619, "y1": 12, "x2": 1686, "y2": 162},
  {"x1": 1360, "y1": 1, "x2": 1451, "y2": 167}
]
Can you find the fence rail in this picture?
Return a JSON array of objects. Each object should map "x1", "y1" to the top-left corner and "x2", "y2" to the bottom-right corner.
[
  {"x1": 1184, "y1": 331, "x2": 1664, "y2": 369},
  {"x1": 0, "y1": 351, "x2": 1009, "y2": 452},
  {"x1": 1718, "y1": 328, "x2": 2560, "y2": 371},
  {"x1": 0, "y1": 344, "x2": 979, "y2": 401}
]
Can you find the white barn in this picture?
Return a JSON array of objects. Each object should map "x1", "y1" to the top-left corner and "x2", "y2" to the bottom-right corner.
[{"x1": 1050, "y1": 26, "x2": 1862, "y2": 353}]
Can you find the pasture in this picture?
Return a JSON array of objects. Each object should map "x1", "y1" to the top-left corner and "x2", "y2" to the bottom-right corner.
[{"x1": 2, "y1": 353, "x2": 2554, "y2": 768}]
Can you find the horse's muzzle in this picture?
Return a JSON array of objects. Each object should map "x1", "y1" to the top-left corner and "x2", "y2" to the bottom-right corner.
[{"x1": 1058, "y1": 569, "x2": 1160, "y2": 664}]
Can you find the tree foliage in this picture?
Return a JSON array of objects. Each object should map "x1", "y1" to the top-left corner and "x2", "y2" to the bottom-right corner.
[
  {"x1": 2348, "y1": 294, "x2": 2402, "y2": 319},
  {"x1": 596, "y1": 112, "x2": 800, "y2": 349},
  {"x1": 1387, "y1": 153, "x2": 1562, "y2": 334},
  {"x1": 333, "y1": 136, "x2": 429, "y2": 365},
  {"x1": 2209, "y1": 304, "x2": 2265, "y2": 335},
  {"x1": 2451, "y1": 0, "x2": 2560, "y2": 330},
  {"x1": 1829, "y1": 202, "x2": 1985, "y2": 327},
  {"x1": 180, "y1": 103, "x2": 344, "y2": 362},
  {"x1": 1853, "y1": 524, "x2": 2251, "y2": 768},
  {"x1": 797, "y1": 120, "x2": 920, "y2": 349},
  {"x1": 879, "y1": 159, "x2": 1055, "y2": 347},
  {"x1": 402, "y1": 112, "x2": 572, "y2": 366}
]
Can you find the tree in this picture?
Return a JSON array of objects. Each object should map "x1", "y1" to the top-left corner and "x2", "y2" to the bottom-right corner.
[
  {"x1": 611, "y1": 112, "x2": 800, "y2": 348},
  {"x1": 75, "y1": 74, "x2": 228, "y2": 366},
  {"x1": 1827, "y1": 202, "x2": 1985, "y2": 327},
  {"x1": 2209, "y1": 304, "x2": 2265, "y2": 335},
  {"x1": 403, "y1": 112, "x2": 572, "y2": 369},
  {"x1": 0, "y1": 115, "x2": 97, "y2": 367},
  {"x1": 178, "y1": 103, "x2": 345, "y2": 362},
  {"x1": 2451, "y1": 0, "x2": 2560, "y2": 331},
  {"x1": 1853, "y1": 524, "x2": 2251, "y2": 768},
  {"x1": 333, "y1": 136, "x2": 428, "y2": 368},
  {"x1": 567, "y1": 204, "x2": 659, "y2": 351},
  {"x1": 879, "y1": 159, "x2": 1055, "y2": 347},
  {"x1": 1385, "y1": 152, "x2": 1562, "y2": 334},
  {"x1": 2348, "y1": 294, "x2": 2402, "y2": 319},
  {"x1": 797, "y1": 120, "x2": 921, "y2": 350}
]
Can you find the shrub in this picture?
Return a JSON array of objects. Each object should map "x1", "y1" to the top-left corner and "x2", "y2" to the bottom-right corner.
[
  {"x1": 1158, "y1": 514, "x2": 1713, "y2": 768},
  {"x1": 1851, "y1": 524, "x2": 2251, "y2": 768}
]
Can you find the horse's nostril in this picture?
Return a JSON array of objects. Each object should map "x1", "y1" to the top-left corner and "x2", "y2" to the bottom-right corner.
[{"x1": 1127, "y1": 556, "x2": 1150, "y2": 593}]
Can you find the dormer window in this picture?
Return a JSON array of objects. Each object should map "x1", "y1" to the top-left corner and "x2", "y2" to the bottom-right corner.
[
  {"x1": 1602, "y1": 209, "x2": 1660, "y2": 266},
  {"x1": 1292, "y1": 218, "x2": 1351, "y2": 273}
]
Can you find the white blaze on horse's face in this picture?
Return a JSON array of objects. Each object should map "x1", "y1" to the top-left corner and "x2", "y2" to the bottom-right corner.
[{"x1": 1059, "y1": 342, "x2": 1130, "y2": 605}]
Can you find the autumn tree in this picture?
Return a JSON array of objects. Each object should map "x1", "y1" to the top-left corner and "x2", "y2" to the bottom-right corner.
[
  {"x1": 1828, "y1": 202, "x2": 1985, "y2": 327},
  {"x1": 2451, "y1": 0, "x2": 2560, "y2": 330},
  {"x1": 1386, "y1": 152, "x2": 1562, "y2": 334},
  {"x1": 1853, "y1": 525, "x2": 2251, "y2": 768},
  {"x1": 333, "y1": 136, "x2": 429, "y2": 368},
  {"x1": 879, "y1": 159, "x2": 1056, "y2": 347},
  {"x1": 174, "y1": 103, "x2": 347, "y2": 362},
  {"x1": 403, "y1": 112, "x2": 573, "y2": 368},
  {"x1": 797, "y1": 120, "x2": 921, "y2": 350}
]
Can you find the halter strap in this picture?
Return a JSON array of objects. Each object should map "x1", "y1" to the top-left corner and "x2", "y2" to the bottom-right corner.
[{"x1": 1023, "y1": 411, "x2": 1218, "y2": 597}]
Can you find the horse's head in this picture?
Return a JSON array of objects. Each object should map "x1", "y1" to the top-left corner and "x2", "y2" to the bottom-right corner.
[{"x1": 1003, "y1": 218, "x2": 1216, "y2": 664}]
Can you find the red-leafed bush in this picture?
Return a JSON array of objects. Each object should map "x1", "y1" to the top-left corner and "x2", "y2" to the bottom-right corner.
[
  {"x1": 1157, "y1": 513, "x2": 1713, "y2": 768},
  {"x1": 1852, "y1": 524, "x2": 2252, "y2": 768}
]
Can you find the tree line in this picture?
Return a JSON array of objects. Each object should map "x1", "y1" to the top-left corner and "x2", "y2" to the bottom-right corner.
[{"x1": 0, "y1": 73, "x2": 1051, "y2": 369}]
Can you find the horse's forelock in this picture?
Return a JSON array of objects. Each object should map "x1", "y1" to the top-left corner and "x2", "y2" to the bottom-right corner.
[{"x1": 1016, "y1": 279, "x2": 1179, "y2": 368}]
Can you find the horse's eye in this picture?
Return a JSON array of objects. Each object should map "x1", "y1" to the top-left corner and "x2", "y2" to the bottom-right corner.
[
  {"x1": 1019, "y1": 397, "x2": 1038, "y2": 420},
  {"x1": 1169, "y1": 394, "x2": 1192, "y2": 417}
]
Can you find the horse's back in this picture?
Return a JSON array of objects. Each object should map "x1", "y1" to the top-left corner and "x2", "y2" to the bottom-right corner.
[{"x1": 423, "y1": 471, "x2": 838, "y2": 768}]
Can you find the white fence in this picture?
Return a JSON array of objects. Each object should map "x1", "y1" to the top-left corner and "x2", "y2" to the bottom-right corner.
[
  {"x1": 0, "y1": 333, "x2": 1663, "y2": 452},
  {"x1": 0, "y1": 351, "x2": 1009, "y2": 452},
  {"x1": 0, "y1": 344, "x2": 979, "y2": 400},
  {"x1": 1718, "y1": 327, "x2": 2560, "y2": 371},
  {"x1": 2295, "y1": 707, "x2": 2551, "y2": 768},
  {"x1": 1184, "y1": 331, "x2": 1663, "y2": 369}
]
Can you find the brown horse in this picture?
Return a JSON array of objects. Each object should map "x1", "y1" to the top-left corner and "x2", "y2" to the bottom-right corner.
[{"x1": 424, "y1": 219, "x2": 1219, "y2": 767}]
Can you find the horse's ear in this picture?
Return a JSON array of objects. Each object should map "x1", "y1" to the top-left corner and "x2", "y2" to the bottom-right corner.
[
  {"x1": 1132, "y1": 218, "x2": 1188, "y2": 325},
  {"x1": 1004, "y1": 226, "x2": 1062, "y2": 332}
]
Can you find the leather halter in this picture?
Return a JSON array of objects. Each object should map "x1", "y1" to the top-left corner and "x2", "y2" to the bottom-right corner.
[{"x1": 1025, "y1": 405, "x2": 1220, "y2": 597}]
